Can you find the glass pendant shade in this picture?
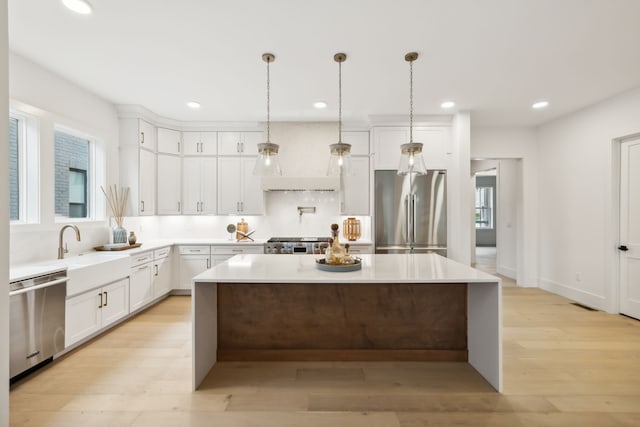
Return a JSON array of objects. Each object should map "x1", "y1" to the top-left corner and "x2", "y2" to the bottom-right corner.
[
  {"x1": 327, "y1": 142, "x2": 353, "y2": 176},
  {"x1": 253, "y1": 142, "x2": 282, "y2": 176},
  {"x1": 397, "y1": 142, "x2": 427, "y2": 175}
]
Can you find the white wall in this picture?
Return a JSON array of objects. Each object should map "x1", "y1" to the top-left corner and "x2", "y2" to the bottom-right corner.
[
  {"x1": 471, "y1": 127, "x2": 538, "y2": 286},
  {"x1": 1, "y1": 1, "x2": 10, "y2": 423},
  {"x1": 537, "y1": 86, "x2": 640, "y2": 312},
  {"x1": 9, "y1": 53, "x2": 119, "y2": 265},
  {"x1": 448, "y1": 112, "x2": 472, "y2": 265}
]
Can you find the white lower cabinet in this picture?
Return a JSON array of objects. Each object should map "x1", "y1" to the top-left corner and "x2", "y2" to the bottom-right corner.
[
  {"x1": 65, "y1": 278, "x2": 130, "y2": 347},
  {"x1": 130, "y1": 252, "x2": 154, "y2": 312},
  {"x1": 153, "y1": 247, "x2": 173, "y2": 298}
]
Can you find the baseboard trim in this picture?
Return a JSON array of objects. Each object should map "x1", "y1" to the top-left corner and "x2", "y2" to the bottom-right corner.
[
  {"x1": 497, "y1": 265, "x2": 516, "y2": 279},
  {"x1": 539, "y1": 277, "x2": 607, "y2": 311}
]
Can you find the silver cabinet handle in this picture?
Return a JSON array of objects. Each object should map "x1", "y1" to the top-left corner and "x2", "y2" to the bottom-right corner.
[
  {"x1": 237, "y1": 142, "x2": 240, "y2": 153},
  {"x1": 178, "y1": 201, "x2": 181, "y2": 212},
  {"x1": 240, "y1": 142, "x2": 244, "y2": 152},
  {"x1": 177, "y1": 142, "x2": 180, "y2": 153},
  {"x1": 237, "y1": 201, "x2": 240, "y2": 212},
  {"x1": 154, "y1": 264, "x2": 159, "y2": 276},
  {"x1": 206, "y1": 258, "x2": 210, "y2": 269},
  {"x1": 140, "y1": 131, "x2": 145, "y2": 144},
  {"x1": 405, "y1": 195, "x2": 410, "y2": 244},
  {"x1": 98, "y1": 292, "x2": 103, "y2": 309},
  {"x1": 412, "y1": 194, "x2": 417, "y2": 243},
  {"x1": 141, "y1": 200, "x2": 145, "y2": 212},
  {"x1": 138, "y1": 265, "x2": 148, "y2": 271}
]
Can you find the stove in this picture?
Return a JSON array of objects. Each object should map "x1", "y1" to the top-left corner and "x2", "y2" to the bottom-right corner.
[{"x1": 265, "y1": 237, "x2": 330, "y2": 254}]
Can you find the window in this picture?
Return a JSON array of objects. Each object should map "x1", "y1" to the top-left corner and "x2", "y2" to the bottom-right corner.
[
  {"x1": 54, "y1": 129, "x2": 92, "y2": 219},
  {"x1": 8, "y1": 117, "x2": 20, "y2": 221},
  {"x1": 475, "y1": 186, "x2": 494, "y2": 229}
]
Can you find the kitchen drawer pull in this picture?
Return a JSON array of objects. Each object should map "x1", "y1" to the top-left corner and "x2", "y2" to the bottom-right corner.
[
  {"x1": 9, "y1": 277, "x2": 68, "y2": 296},
  {"x1": 231, "y1": 249, "x2": 243, "y2": 252},
  {"x1": 137, "y1": 257, "x2": 149, "y2": 262},
  {"x1": 138, "y1": 265, "x2": 148, "y2": 271}
]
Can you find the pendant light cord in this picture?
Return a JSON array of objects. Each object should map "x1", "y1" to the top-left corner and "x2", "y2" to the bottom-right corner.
[
  {"x1": 409, "y1": 58, "x2": 413, "y2": 143},
  {"x1": 266, "y1": 57, "x2": 271, "y2": 142},
  {"x1": 338, "y1": 59, "x2": 342, "y2": 143}
]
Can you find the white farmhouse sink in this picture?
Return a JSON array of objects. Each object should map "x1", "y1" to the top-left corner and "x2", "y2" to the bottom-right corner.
[{"x1": 61, "y1": 252, "x2": 131, "y2": 297}]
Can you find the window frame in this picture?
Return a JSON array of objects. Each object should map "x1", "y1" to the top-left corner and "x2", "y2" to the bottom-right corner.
[{"x1": 8, "y1": 110, "x2": 39, "y2": 225}]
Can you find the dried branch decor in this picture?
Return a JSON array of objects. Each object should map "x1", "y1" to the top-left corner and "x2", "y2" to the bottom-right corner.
[{"x1": 101, "y1": 185, "x2": 129, "y2": 227}]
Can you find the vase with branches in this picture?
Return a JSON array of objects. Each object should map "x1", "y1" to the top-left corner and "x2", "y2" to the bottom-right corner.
[{"x1": 101, "y1": 185, "x2": 129, "y2": 244}]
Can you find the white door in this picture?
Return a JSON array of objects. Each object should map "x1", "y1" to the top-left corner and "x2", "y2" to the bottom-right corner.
[
  {"x1": 182, "y1": 157, "x2": 202, "y2": 214},
  {"x1": 157, "y1": 154, "x2": 181, "y2": 214},
  {"x1": 619, "y1": 137, "x2": 640, "y2": 319},
  {"x1": 101, "y1": 279, "x2": 130, "y2": 328},
  {"x1": 157, "y1": 128, "x2": 182, "y2": 154}
]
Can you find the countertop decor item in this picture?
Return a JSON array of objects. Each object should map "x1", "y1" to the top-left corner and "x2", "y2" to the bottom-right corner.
[
  {"x1": 101, "y1": 185, "x2": 129, "y2": 243},
  {"x1": 343, "y1": 217, "x2": 361, "y2": 241},
  {"x1": 95, "y1": 243, "x2": 142, "y2": 251},
  {"x1": 322, "y1": 223, "x2": 356, "y2": 266},
  {"x1": 226, "y1": 224, "x2": 237, "y2": 241},
  {"x1": 236, "y1": 218, "x2": 249, "y2": 241},
  {"x1": 315, "y1": 257, "x2": 362, "y2": 272},
  {"x1": 128, "y1": 231, "x2": 137, "y2": 245}
]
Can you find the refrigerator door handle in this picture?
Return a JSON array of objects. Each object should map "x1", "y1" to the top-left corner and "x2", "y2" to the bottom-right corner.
[
  {"x1": 412, "y1": 194, "x2": 417, "y2": 243},
  {"x1": 405, "y1": 195, "x2": 411, "y2": 244}
]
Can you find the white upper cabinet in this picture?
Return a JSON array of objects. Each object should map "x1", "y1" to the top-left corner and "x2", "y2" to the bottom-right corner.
[
  {"x1": 341, "y1": 156, "x2": 370, "y2": 215},
  {"x1": 217, "y1": 157, "x2": 264, "y2": 215},
  {"x1": 373, "y1": 126, "x2": 449, "y2": 170},
  {"x1": 183, "y1": 131, "x2": 217, "y2": 155},
  {"x1": 156, "y1": 154, "x2": 181, "y2": 215},
  {"x1": 183, "y1": 157, "x2": 217, "y2": 215},
  {"x1": 342, "y1": 131, "x2": 370, "y2": 155},
  {"x1": 157, "y1": 128, "x2": 182, "y2": 154},
  {"x1": 139, "y1": 119, "x2": 156, "y2": 150},
  {"x1": 138, "y1": 148, "x2": 156, "y2": 216},
  {"x1": 218, "y1": 131, "x2": 264, "y2": 156}
]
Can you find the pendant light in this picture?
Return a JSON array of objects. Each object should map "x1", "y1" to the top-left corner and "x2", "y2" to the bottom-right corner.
[
  {"x1": 327, "y1": 53, "x2": 353, "y2": 176},
  {"x1": 253, "y1": 53, "x2": 282, "y2": 176},
  {"x1": 398, "y1": 52, "x2": 427, "y2": 176}
]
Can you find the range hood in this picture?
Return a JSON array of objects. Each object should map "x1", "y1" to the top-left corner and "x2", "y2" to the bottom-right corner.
[{"x1": 261, "y1": 176, "x2": 340, "y2": 192}]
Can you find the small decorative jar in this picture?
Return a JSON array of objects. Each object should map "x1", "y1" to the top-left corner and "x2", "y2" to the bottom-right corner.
[
  {"x1": 113, "y1": 226, "x2": 127, "y2": 244},
  {"x1": 128, "y1": 231, "x2": 137, "y2": 245}
]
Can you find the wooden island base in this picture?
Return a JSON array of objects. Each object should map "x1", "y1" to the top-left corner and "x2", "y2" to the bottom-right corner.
[{"x1": 216, "y1": 282, "x2": 468, "y2": 362}]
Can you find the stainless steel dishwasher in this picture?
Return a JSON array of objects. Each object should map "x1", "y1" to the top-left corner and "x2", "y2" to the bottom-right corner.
[{"x1": 9, "y1": 270, "x2": 67, "y2": 379}]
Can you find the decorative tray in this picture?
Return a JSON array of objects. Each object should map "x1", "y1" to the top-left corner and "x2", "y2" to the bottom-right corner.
[
  {"x1": 94, "y1": 243, "x2": 142, "y2": 251},
  {"x1": 315, "y1": 258, "x2": 362, "y2": 272}
]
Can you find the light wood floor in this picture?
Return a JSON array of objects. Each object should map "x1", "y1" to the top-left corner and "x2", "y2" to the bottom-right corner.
[{"x1": 10, "y1": 284, "x2": 640, "y2": 426}]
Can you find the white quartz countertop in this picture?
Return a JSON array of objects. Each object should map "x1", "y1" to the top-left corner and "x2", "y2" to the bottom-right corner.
[{"x1": 193, "y1": 254, "x2": 500, "y2": 284}]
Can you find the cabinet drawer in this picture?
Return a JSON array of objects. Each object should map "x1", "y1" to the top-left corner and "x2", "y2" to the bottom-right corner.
[
  {"x1": 211, "y1": 245, "x2": 264, "y2": 255},
  {"x1": 131, "y1": 251, "x2": 153, "y2": 267},
  {"x1": 178, "y1": 245, "x2": 211, "y2": 255},
  {"x1": 346, "y1": 245, "x2": 373, "y2": 254},
  {"x1": 154, "y1": 247, "x2": 171, "y2": 260}
]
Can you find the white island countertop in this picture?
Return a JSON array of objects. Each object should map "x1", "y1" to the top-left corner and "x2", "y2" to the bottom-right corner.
[{"x1": 193, "y1": 253, "x2": 500, "y2": 284}]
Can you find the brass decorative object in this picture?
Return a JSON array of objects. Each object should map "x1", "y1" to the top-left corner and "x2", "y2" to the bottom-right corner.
[{"x1": 343, "y1": 217, "x2": 361, "y2": 241}]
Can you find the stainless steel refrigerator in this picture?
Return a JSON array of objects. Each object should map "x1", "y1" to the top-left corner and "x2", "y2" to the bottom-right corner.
[{"x1": 375, "y1": 170, "x2": 447, "y2": 255}]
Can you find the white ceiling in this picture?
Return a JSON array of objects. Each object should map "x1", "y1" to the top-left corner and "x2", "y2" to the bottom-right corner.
[{"x1": 8, "y1": 0, "x2": 640, "y2": 127}]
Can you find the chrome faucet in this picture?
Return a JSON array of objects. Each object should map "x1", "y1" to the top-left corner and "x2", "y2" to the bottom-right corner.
[{"x1": 58, "y1": 224, "x2": 81, "y2": 259}]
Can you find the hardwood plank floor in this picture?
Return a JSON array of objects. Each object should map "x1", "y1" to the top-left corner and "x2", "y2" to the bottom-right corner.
[{"x1": 10, "y1": 282, "x2": 640, "y2": 426}]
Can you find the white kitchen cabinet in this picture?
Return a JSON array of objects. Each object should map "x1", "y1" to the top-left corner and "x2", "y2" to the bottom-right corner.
[
  {"x1": 183, "y1": 131, "x2": 217, "y2": 155},
  {"x1": 157, "y1": 154, "x2": 181, "y2": 215},
  {"x1": 218, "y1": 131, "x2": 263, "y2": 156},
  {"x1": 342, "y1": 131, "x2": 370, "y2": 155},
  {"x1": 153, "y1": 247, "x2": 172, "y2": 298},
  {"x1": 373, "y1": 126, "x2": 449, "y2": 170},
  {"x1": 139, "y1": 148, "x2": 156, "y2": 215},
  {"x1": 182, "y1": 157, "x2": 217, "y2": 214},
  {"x1": 217, "y1": 157, "x2": 264, "y2": 215},
  {"x1": 341, "y1": 156, "x2": 370, "y2": 215},
  {"x1": 130, "y1": 253, "x2": 154, "y2": 312},
  {"x1": 157, "y1": 127, "x2": 182, "y2": 154},
  {"x1": 65, "y1": 278, "x2": 130, "y2": 347},
  {"x1": 178, "y1": 245, "x2": 211, "y2": 290},
  {"x1": 210, "y1": 244, "x2": 264, "y2": 266},
  {"x1": 139, "y1": 119, "x2": 156, "y2": 150}
]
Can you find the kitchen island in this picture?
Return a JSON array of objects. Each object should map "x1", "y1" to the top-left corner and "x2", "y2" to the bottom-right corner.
[{"x1": 192, "y1": 254, "x2": 502, "y2": 391}]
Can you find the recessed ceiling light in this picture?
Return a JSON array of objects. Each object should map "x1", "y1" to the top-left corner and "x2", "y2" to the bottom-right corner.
[
  {"x1": 440, "y1": 101, "x2": 456, "y2": 109},
  {"x1": 313, "y1": 101, "x2": 328, "y2": 109},
  {"x1": 62, "y1": 0, "x2": 93, "y2": 15},
  {"x1": 186, "y1": 101, "x2": 201, "y2": 109},
  {"x1": 532, "y1": 100, "x2": 549, "y2": 109}
]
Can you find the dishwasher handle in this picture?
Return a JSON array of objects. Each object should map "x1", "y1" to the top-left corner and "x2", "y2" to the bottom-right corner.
[{"x1": 9, "y1": 277, "x2": 68, "y2": 296}]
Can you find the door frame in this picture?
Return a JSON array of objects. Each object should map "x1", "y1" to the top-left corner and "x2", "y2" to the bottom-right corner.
[{"x1": 611, "y1": 132, "x2": 640, "y2": 314}]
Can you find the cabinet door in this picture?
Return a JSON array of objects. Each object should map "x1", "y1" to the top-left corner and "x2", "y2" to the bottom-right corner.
[
  {"x1": 130, "y1": 263, "x2": 154, "y2": 312},
  {"x1": 341, "y1": 157, "x2": 370, "y2": 215},
  {"x1": 178, "y1": 255, "x2": 210, "y2": 290},
  {"x1": 211, "y1": 254, "x2": 232, "y2": 267},
  {"x1": 139, "y1": 148, "x2": 156, "y2": 215},
  {"x1": 200, "y1": 132, "x2": 217, "y2": 155},
  {"x1": 101, "y1": 278, "x2": 130, "y2": 328},
  {"x1": 182, "y1": 157, "x2": 202, "y2": 214},
  {"x1": 182, "y1": 132, "x2": 200, "y2": 155},
  {"x1": 157, "y1": 128, "x2": 181, "y2": 154},
  {"x1": 200, "y1": 157, "x2": 217, "y2": 214},
  {"x1": 218, "y1": 132, "x2": 242, "y2": 155},
  {"x1": 414, "y1": 128, "x2": 449, "y2": 170},
  {"x1": 342, "y1": 131, "x2": 370, "y2": 156},
  {"x1": 240, "y1": 157, "x2": 264, "y2": 214},
  {"x1": 65, "y1": 290, "x2": 101, "y2": 347},
  {"x1": 153, "y1": 256, "x2": 172, "y2": 298},
  {"x1": 139, "y1": 119, "x2": 156, "y2": 150},
  {"x1": 373, "y1": 127, "x2": 408, "y2": 170},
  {"x1": 157, "y1": 154, "x2": 181, "y2": 215},
  {"x1": 217, "y1": 157, "x2": 242, "y2": 214}
]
